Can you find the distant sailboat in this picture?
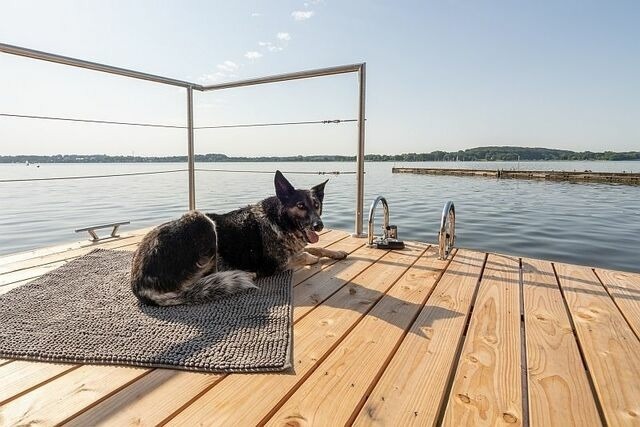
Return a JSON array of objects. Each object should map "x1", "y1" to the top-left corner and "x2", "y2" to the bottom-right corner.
[{"x1": 25, "y1": 161, "x2": 29, "y2": 166}]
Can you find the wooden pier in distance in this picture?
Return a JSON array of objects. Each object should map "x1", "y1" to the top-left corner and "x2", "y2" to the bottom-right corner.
[
  {"x1": 1, "y1": 227, "x2": 639, "y2": 425},
  {"x1": 393, "y1": 166, "x2": 640, "y2": 184}
]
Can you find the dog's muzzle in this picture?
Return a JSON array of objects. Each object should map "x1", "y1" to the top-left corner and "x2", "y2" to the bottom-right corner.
[{"x1": 312, "y1": 220, "x2": 324, "y2": 232}]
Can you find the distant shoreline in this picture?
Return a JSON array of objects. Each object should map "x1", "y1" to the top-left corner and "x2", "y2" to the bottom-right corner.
[
  {"x1": 2, "y1": 146, "x2": 639, "y2": 163},
  {"x1": 3, "y1": 159, "x2": 640, "y2": 164}
]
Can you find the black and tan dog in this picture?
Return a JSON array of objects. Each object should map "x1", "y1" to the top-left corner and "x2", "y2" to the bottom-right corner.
[{"x1": 131, "y1": 170, "x2": 347, "y2": 306}]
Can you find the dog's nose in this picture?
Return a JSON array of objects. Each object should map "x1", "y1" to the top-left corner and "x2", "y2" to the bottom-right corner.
[{"x1": 312, "y1": 220, "x2": 324, "y2": 232}]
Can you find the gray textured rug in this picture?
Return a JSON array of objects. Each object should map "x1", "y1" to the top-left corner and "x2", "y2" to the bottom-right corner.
[{"x1": 0, "y1": 249, "x2": 293, "y2": 373}]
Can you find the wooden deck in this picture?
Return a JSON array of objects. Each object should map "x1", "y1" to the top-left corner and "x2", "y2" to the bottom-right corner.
[{"x1": 1, "y1": 228, "x2": 639, "y2": 426}]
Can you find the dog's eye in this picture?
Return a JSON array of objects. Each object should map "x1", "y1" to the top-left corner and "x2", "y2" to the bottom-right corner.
[
  {"x1": 296, "y1": 202, "x2": 306, "y2": 210},
  {"x1": 314, "y1": 202, "x2": 320, "y2": 209}
]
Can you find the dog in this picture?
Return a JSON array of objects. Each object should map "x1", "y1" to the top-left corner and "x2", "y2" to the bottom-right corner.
[{"x1": 130, "y1": 170, "x2": 348, "y2": 306}]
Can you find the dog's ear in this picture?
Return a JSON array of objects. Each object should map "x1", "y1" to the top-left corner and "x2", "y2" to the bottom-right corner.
[
  {"x1": 311, "y1": 179, "x2": 329, "y2": 202},
  {"x1": 274, "y1": 170, "x2": 295, "y2": 202}
]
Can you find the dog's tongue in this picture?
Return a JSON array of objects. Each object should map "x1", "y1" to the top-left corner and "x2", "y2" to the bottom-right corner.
[{"x1": 305, "y1": 229, "x2": 319, "y2": 243}]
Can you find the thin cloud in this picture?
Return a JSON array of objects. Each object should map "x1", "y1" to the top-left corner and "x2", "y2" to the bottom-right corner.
[
  {"x1": 292, "y1": 10, "x2": 314, "y2": 21},
  {"x1": 198, "y1": 71, "x2": 226, "y2": 84},
  {"x1": 277, "y1": 32, "x2": 291, "y2": 41},
  {"x1": 258, "y1": 41, "x2": 284, "y2": 52},
  {"x1": 251, "y1": 12, "x2": 261, "y2": 17},
  {"x1": 217, "y1": 60, "x2": 238, "y2": 72},
  {"x1": 244, "y1": 51, "x2": 263, "y2": 59}
]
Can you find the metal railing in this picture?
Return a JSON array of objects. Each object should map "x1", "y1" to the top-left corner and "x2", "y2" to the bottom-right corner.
[{"x1": 0, "y1": 42, "x2": 367, "y2": 236}]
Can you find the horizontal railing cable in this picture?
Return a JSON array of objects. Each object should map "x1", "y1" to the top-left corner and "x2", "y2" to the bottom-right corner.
[
  {"x1": 0, "y1": 168, "x2": 354, "y2": 183},
  {"x1": 0, "y1": 113, "x2": 357, "y2": 129},
  {"x1": 196, "y1": 119, "x2": 357, "y2": 129},
  {"x1": 195, "y1": 168, "x2": 355, "y2": 175},
  {"x1": 0, "y1": 113, "x2": 184, "y2": 129},
  {"x1": 0, "y1": 169, "x2": 187, "y2": 183}
]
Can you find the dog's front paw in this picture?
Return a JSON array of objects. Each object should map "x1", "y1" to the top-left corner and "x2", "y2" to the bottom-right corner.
[
  {"x1": 304, "y1": 254, "x2": 320, "y2": 265},
  {"x1": 331, "y1": 250, "x2": 348, "y2": 260}
]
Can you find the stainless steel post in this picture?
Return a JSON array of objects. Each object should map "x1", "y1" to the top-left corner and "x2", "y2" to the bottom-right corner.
[
  {"x1": 355, "y1": 63, "x2": 367, "y2": 237},
  {"x1": 187, "y1": 87, "x2": 196, "y2": 210}
]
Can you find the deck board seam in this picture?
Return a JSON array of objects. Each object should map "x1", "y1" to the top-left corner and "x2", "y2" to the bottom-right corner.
[
  {"x1": 0, "y1": 237, "x2": 141, "y2": 276},
  {"x1": 551, "y1": 263, "x2": 608, "y2": 425},
  {"x1": 0, "y1": 244, "x2": 140, "y2": 288},
  {"x1": 154, "y1": 375, "x2": 227, "y2": 426},
  {"x1": 55, "y1": 368, "x2": 154, "y2": 426},
  {"x1": 0, "y1": 364, "x2": 82, "y2": 406},
  {"x1": 592, "y1": 269, "x2": 640, "y2": 342},
  {"x1": 257, "y1": 247, "x2": 428, "y2": 425},
  {"x1": 518, "y1": 258, "x2": 530, "y2": 427},
  {"x1": 434, "y1": 252, "x2": 488, "y2": 426},
  {"x1": 0, "y1": 231, "x2": 147, "y2": 267},
  {"x1": 345, "y1": 246, "x2": 456, "y2": 424},
  {"x1": 290, "y1": 249, "x2": 390, "y2": 325},
  {"x1": 291, "y1": 235, "x2": 361, "y2": 289}
]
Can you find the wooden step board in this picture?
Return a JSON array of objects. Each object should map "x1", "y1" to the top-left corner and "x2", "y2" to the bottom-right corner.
[{"x1": 0, "y1": 227, "x2": 638, "y2": 426}]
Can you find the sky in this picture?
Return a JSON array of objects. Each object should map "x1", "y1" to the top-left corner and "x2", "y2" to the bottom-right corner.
[{"x1": 0, "y1": 0, "x2": 638, "y2": 156}]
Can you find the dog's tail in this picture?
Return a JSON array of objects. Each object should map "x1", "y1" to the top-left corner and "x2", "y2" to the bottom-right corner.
[{"x1": 141, "y1": 270, "x2": 257, "y2": 306}]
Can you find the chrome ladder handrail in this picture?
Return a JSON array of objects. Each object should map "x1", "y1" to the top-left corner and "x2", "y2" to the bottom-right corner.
[
  {"x1": 367, "y1": 196, "x2": 390, "y2": 245},
  {"x1": 439, "y1": 201, "x2": 456, "y2": 259}
]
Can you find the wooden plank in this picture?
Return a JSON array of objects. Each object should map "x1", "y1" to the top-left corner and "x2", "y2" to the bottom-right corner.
[
  {"x1": 0, "y1": 260, "x2": 67, "y2": 287},
  {"x1": 555, "y1": 263, "x2": 640, "y2": 426},
  {"x1": 0, "y1": 231, "x2": 149, "y2": 275},
  {"x1": 0, "y1": 239, "x2": 105, "y2": 266},
  {"x1": 292, "y1": 232, "x2": 363, "y2": 285},
  {"x1": 0, "y1": 359, "x2": 12, "y2": 367},
  {"x1": 443, "y1": 254, "x2": 523, "y2": 426},
  {"x1": 291, "y1": 244, "x2": 392, "y2": 320},
  {"x1": 305, "y1": 228, "x2": 345, "y2": 248},
  {"x1": 266, "y1": 246, "x2": 450, "y2": 426},
  {"x1": 522, "y1": 258, "x2": 601, "y2": 427},
  {"x1": 0, "y1": 239, "x2": 143, "y2": 287},
  {"x1": 0, "y1": 227, "x2": 151, "y2": 267},
  {"x1": 0, "y1": 278, "x2": 37, "y2": 296},
  {"x1": 0, "y1": 361, "x2": 79, "y2": 405},
  {"x1": 353, "y1": 249, "x2": 484, "y2": 426},
  {"x1": 0, "y1": 365, "x2": 148, "y2": 426},
  {"x1": 64, "y1": 370, "x2": 224, "y2": 427},
  {"x1": 0, "y1": 242, "x2": 139, "y2": 288},
  {"x1": 165, "y1": 245, "x2": 426, "y2": 426},
  {"x1": 595, "y1": 268, "x2": 640, "y2": 339}
]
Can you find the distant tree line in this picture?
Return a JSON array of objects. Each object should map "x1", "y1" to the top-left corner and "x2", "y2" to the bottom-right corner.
[{"x1": 2, "y1": 146, "x2": 639, "y2": 163}]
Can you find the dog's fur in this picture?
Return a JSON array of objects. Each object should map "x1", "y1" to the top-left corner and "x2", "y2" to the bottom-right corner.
[{"x1": 130, "y1": 170, "x2": 347, "y2": 306}]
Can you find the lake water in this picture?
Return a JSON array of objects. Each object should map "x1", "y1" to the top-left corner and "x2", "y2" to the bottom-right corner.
[{"x1": 1, "y1": 161, "x2": 638, "y2": 272}]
